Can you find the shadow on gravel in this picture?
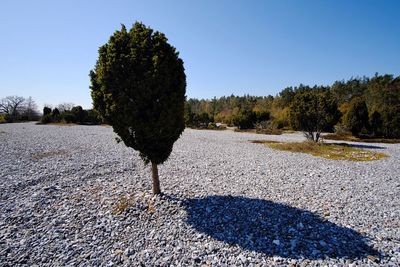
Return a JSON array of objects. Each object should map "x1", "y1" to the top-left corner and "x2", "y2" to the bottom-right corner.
[
  {"x1": 185, "y1": 195, "x2": 380, "y2": 260},
  {"x1": 337, "y1": 143, "x2": 386, "y2": 150}
]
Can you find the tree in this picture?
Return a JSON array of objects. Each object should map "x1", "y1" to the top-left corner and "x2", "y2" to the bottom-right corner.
[
  {"x1": 289, "y1": 89, "x2": 340, "y2": 142},
  {"x1": 90, "y1": 22, "x2": 186, "y2": 195},
  {"x1": 343, "y1": 98, "x2": 369, "y2": 137},
  {"x1": 0, "y1": 96, "x2": 26, "y2": 122},
  {"x1": 43, "y1": 106, "x2": 52, "y2": 116},
  {"x1": 57, "y1": 103, "x2": 75, "y2": 113},
  {"x1": 52, "y1": 108, "x2": 61, "y2": 122},
  {"x1": 71, "y1": 106, "x2": 85, "y2": 124},
  {"x1": 381, "y1": 105, "x2": 400, "y2": 138},
  {"x1": 23, "y1": 96, "x2": 39, "y2": 121},
  {"x1": 52, "y1": 108, "x2": 60, "y2": 116},
  {"x1": 370, "y1": 111, "x2": 383, "y2": 137},
  {"x1": 232, "y1": 109, "x2": 256, "y2": 129}
]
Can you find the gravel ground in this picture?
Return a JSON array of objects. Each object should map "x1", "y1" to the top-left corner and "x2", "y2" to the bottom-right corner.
[{"x1": 0, "y1": 122, "x2": 399, "y2": 266}]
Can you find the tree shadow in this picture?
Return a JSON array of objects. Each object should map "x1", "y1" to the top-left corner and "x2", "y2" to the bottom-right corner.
[
  {"x1": 184, "y1": 195, "x2": 380, "y2": 260},
  {"x1": 333, "y1": 142, "x2": 386, "y2": 150}
]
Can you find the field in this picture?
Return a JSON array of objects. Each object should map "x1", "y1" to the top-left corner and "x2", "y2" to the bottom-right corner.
[{"x1": 0, "y1": 123, "x2": 399, "y2": 266}]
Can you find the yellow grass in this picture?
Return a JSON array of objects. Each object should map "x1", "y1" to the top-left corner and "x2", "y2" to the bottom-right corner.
[
  {"x1": 251, "y1": 140, "x2": 388, "y2": 161},
  {"x1": 324, "y1": 133, "x2": 400, "y2": 144}
]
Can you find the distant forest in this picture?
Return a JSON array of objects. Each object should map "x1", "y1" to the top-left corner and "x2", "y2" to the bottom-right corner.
[
  {"x1": 1, "y1": 73, "x2": 399, "y2": 138},
  {"x1": 185, "y1": 74, "x2": 400, "y2": 138}
]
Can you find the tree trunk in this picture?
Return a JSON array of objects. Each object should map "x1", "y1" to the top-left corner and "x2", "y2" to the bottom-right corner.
[{"x1": 151, "y1": 162, "x2": 161, "y2": 195}]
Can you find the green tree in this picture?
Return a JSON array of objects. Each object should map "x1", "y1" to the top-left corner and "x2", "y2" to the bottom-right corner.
[
  {"x1": 289, "y1": 89, "x2": 340, "y2": 142},
  {"x1": 90, "y1": 22, "x2": 186, "y2": 195},
  {"x1": 71, "y1": 106, "x2": 85, "y2": 124},
  {"x1": 43, "y1": 106, "x2": 52, "y2": 116},
  {"x1": 381, "y1": 105, "x2": 400, "y2": 138},
  {"x1": 52, "y1": 108, "x2": 61, "y2": 122},
  {"x1": 232, "y1": 109, "x2": 256, "y2": 129},
  {"x1": 343, "y1": 98, "x2": 369, "y2": 137},
  {"x1": 370, "y1": 111, "x2": 383, "y2": 137}
]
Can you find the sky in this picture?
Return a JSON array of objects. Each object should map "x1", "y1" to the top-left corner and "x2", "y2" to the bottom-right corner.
[{"x1": 0, "y1": 0, "x2": 399, "y2": 110}]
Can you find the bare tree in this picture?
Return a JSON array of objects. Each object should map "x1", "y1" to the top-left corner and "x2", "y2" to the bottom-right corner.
[
  {"x1": 0, "y1": 96, "x2": 26, "y2": 121},
  {"x1": 57, "y1": 102, "x2": 74, "y2": 113},
  {"x1": 24, "y1": 96, "x2": 39, "y2": 120}
]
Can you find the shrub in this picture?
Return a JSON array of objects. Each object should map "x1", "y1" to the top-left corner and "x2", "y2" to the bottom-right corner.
[
  {"x1": 61, "y1": 113, "x2": 75, "y2": 123},
  {"x1": 41, "y1": 114, "x2": 53, "y2": 124},
  {"x1": 0, "y1": 114, "x2": 6, "y2": 123}
]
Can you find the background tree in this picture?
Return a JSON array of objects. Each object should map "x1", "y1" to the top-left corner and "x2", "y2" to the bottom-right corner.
[
  {"x1": 289, "y1": 89, "x2": 340, "y2": 142},
  {"x1": 0, "y1": 96, "x2": 26, "y2": 122},
  {"x1": 43, "y1": 106, "x2": 52, "y2": 116},
  {"x1": 343, "y1": 98, "x2": 370, "y2": 137},
  {"x1": 90, "y1": 22, "x2": 186, "y2": 195},
  {"x1": 370, "y1": 111, "x2": 383, "y2": 137},
  {"x1": 71, "y1": 106, "x2": 85, "y2": 124},
  {"x1": 381, "y1": 105, "x2": 400, "y2": 138},
  {"x1": 52, "y1": 108, "x2": 61, "y2": 122},
  {"x1": 57, "y1": 103, "x2": 75, "y2": 113},
  {"x1": 22, "y1": 96, "x2": 39, "y2": 121}
]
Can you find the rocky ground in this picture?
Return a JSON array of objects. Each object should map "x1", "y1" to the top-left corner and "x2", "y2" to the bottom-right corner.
[{"x1": 0, "y1": 123, "x2": 399, "y2": 266}]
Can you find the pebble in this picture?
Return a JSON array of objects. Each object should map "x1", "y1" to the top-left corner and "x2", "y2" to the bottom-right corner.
[{"x1": 0, "y1": 123, "x2": 398, "y2": 265}]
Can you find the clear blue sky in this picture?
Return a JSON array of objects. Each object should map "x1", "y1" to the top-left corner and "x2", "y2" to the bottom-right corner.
[{"x1": 1, "y1": 0, "x2": 399, "y2": 110}]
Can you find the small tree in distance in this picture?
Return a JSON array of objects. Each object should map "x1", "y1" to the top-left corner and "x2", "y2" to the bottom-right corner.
[
  {"x1": 289, "y1": 89, "x2": 340, "y2": 142},
  {"x1": 90, "y1": 22, "x2": 186, "y2": 195}
]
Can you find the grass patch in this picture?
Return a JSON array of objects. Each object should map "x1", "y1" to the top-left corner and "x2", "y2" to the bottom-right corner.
[
  {"x1": 251, "y1": 140, "x2": 388, "y2": 161},
  {"x1": 113, "y1": 194, "x2": 156, "y2": 215},
  {"x1": 324, "y1": 133, "x2": 400, "y2": 144},
  {"x1": 113, "y1": 195, "x2": 132, "y2": 214},
  {"x1": 32, "y1": 150, "x2": 68, "y2": 160},
  {"x1": 235, "y1": 128, "x2": 283, "y2": 135}
]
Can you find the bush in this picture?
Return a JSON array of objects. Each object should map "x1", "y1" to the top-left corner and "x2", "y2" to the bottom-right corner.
[
  {"x1": 207, "y1": 122, "x2": 217, "y2": 130},
  {"x1": 186, "y1": 112, "x2": 213, "y2": 128},
  {"x1": 41, "y1": 114, "x2": 53, "y2": 124},
  {"x1": 85, "y1": 110, "x2": 101, "y2": 125},
  {"x1": 61, "y1": 113, "x2": 75, "y2": 123},
  {"x1": 0, "y1": 114, "x2": 6, "y2": 123},
  {"x1": 255, "y1": 120, "x2": 283, "y2": 135}
]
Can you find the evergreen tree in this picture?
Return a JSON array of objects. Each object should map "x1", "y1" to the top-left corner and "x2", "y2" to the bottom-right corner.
[
  {"x1": 289, "y1": 89, "x2": 340, "y2": 142},
  {"x1": 90, "y1": 22, "x2": 186, "y2": 195},
  {"x1": 343, "y1": 98, "x2": 369, "y2": 137}
]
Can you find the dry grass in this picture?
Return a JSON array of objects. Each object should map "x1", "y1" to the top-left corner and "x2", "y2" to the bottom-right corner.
[
  {"x1": 113, "y1": 195, "x2": 132, "y2": 214},
  {"x1": 36, "y1": 121, "x2": 77, "y2": 126},
  {"x1": 251, "y1": 140, "x2": 388, "y2": 161},
  {"x1": 32, "y1": 150, "x2": 68, "y2": 160},
  {"x1": 324, "y1": 133, "x2": 400, "y2": 144},
  {"x1": 235, "y1": 128, "x2": 283, "y2": 135},
  {"x1": 113, "y1": 194, "x2": 156, "y2": 215}
]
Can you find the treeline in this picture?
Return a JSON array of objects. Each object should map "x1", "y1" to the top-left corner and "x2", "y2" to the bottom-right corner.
[
  {"x1": 41, "y1": 104, "x2": 101, "y2": 125},
  {"x1": 0, "y1": 96, "x2": 103, "y2": 125},
  {"x1": 185, "y1": 73, "x2": 400, "y2": 138},
  {"x1": 0, "y1": 96, "x2": 40, "y2": 123}
]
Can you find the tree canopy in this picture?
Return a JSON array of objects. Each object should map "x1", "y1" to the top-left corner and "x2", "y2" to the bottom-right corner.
[{"x1": 289, "y1": 89, "x2": 340, "y2": 142}]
